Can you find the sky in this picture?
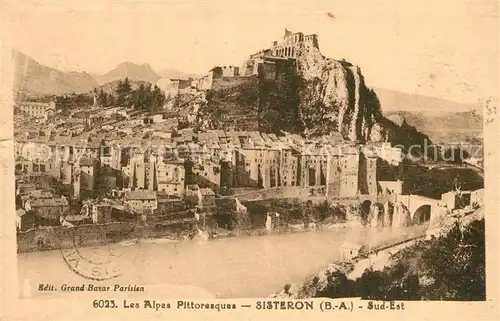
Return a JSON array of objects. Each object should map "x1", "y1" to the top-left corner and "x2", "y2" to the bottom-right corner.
[{"x1": 3, "y1": 0, "x2": 499, "y2": 104}]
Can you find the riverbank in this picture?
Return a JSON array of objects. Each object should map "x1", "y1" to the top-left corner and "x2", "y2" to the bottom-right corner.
[
  {"x1": 269, "y1": 206, "x2": 485, "y2": 300},
  {"x1": 17, "y1": 216, "x2": 360, "y2": 253},
  {"x1": 18, "y1": 224, "x2": 426, "y2": 299},
  {"x1": 269, "y1": 225, "x2": 427, "y2": 299}
]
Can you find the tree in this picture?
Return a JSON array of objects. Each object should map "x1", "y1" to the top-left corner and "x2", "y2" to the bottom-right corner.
[
  {"x1": 151, "y1": 84, "x2": 166, "y2": 112},
  {"x1": 116, "y1": 78, "x2": 132, "y2": 106},
  {"x1": 356, "y1": 268, "x2": 390, "y2": 299},
  {"x1": 98, "y1": 88, "x2": 108, "y2": 107},
  {"x1": 421, "y1": 220, "x2": 485, "y2": 300},
  {"x1": 131, "y1": 83, "x2": 146, "y2": 110},
  {"x1": 316, "y1": 270, "x2": 357, "y2": 298},
  {"x1": 442, "y1": 147, "x2": 470, "y2": 164}
]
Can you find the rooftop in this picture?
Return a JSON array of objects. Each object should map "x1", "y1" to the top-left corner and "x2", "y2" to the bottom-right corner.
[
  {"x1": 30, "y1": 197, "x2": 69, "y2": 207},
  {"x1": 124, "y1": 190, "x2": 157, "y2": 200},
  {"x1": 79, "y1": 157, "x2": 98, "y2": 166}
]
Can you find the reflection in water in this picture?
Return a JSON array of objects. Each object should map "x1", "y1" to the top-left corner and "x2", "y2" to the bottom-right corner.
[{"x1": 18, "y1": 225, "x2": 424, "y2": 299}]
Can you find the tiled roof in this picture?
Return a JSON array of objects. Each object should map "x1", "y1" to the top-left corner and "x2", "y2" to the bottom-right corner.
[
  {"x1": 79, "y1": 157, "x2": 97, "y2": 166},
  {"x1": 124, "y1": 190, "x2": 157, "y2": 200},
  {"x1": 30, "y1": 197, "x2": 69, "y2": 207}
]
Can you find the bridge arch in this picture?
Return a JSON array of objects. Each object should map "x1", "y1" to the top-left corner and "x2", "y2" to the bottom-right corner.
[{"x1": 412, "y1": 204, "x2": 432, "y2": 225}]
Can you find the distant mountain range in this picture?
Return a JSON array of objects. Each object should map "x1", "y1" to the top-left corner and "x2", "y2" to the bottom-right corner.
[
  {"x1": 157, "y1": 68, "x2": 201, "y2": 80},
  {"x1": 384, "y1": 109, "x2": 483, "y2": 144},
  {"x1": 13, "y1": 50, "x2": 98, "y2": 98},
  {"x1": 384, "y1": 110, "x2": 482, "y2": 130},
  {"x1": 12, "y1": 50, "x2": 200, "y2": 98},
  {"x1": 374, "y1": 87, "x2": 482, "y2": 115},
  {"x1": 12, "y1": 51, "x2": 484, "y2": 139},
  {"x1": 91, "y1": 61, "x2": 159, "y2": 85},
  {"x1": 374, "y1": 87, "x2": 483, "y2": 143}
]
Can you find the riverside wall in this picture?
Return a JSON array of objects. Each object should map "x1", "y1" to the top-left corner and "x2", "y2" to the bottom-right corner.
[{"x1": 17, "y1": 221, "x2": 197, "y2": 253}]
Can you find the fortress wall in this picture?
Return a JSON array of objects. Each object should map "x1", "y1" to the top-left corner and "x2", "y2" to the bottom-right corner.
[
  {"x1": 16, "y1": 221, "x2": 191, "y2": 253},
  {"x1": 211, "y1": 76, "x2": 257, "y2": 91}
]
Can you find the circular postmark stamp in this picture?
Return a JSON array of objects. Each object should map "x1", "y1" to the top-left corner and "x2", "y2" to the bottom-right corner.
[{"x1": 60, "y1": 222, "x2": 139, "y2": 281}]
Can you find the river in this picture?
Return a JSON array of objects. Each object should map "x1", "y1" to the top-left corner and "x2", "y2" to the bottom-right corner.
[{"x1": 17, "y1": 225, "x2": 425, "y2": 299}]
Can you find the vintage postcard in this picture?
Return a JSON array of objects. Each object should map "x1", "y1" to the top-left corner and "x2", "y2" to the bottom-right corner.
[{"x1": 1, "y1": 1, "x2": 499, "y2": 320}]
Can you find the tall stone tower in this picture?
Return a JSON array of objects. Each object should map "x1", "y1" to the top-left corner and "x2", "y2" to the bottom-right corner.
[
  {"x1": 72, "y1": 164, "x2": 81, "y2": 200},
  {"x1": 366, "y1": 155, "x2": 378, "y2": 196}
]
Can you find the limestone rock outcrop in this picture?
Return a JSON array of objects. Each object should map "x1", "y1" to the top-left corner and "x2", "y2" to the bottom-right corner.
[
  {"x1": 295, "y1": 42, "x2": 383, "y2": 141},
  {"x1": 201, "y1": 31, "x2": 431, "y2": 145}
]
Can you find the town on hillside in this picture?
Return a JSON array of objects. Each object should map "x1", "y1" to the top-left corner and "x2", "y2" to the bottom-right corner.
[{"x1": 14, "y1": 30, "x2": 484, "y2": 252}]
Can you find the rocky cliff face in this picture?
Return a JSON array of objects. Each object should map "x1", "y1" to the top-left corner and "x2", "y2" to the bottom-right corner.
[
  {"x1": 201, "y1": 38, "x2": 432, "y2": 146},
  {"x1": 295, "y1": 42, "x2": 383, "y2": 141},
  {"x1": 203, "y1": 42, "x2": 392, "y2": 142}
]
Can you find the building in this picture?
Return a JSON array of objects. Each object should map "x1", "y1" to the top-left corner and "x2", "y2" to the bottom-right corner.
[
  {"x1": 189, "y1": 160, "x2": 221, "y2": 191},
  {"x1": 24, "y1": 197, "x2": 70, "y2": 222},
  {"x1": 91, "y1": 202, "x2": 113, "y2": 224},
  {"x1": 221, "y1": 65, "x2": 240, "y2": 77},
  {"x1": 79, "y1": 158, "x2": 98, "y2": 191},
  {"x1": 99, "y1": 140, "x2": 122, "y2": 170},
  {"x1": 270, "y1": 29, "x2": 319, "y2": 58},
  {"x1": 124, "y1": 190, "x2": 158, "y2": 213},
  {"x1": 16, "y1": 101, "x2": 56, "y2": 119},
  {"x1": 358, "y1": 149, "x2": 378, "y2": 196},
  {"x1": 156, "y1": 192, "x2": 186, "y2": 214},
  {"x1": 378, "y1": 180, "x2": 403, "y2": 195},
  {"x1": 19, "y1": 190, "x2": 53, "y2": 209},
  {"x1": 339, "y1": 146, "x2": 359, "y2": 197},
  {"x1": 185, "y1": 184, "x2": 202, "y2": 207},
  {"x1": 195, "y1": 67, "x2": 221, "y2": 90},
  {"x1": 280, "y1": 144, "x2": 300, "y2": 187},
  {"x1": 440, "y1": 189, "x2": 483, "y2": 211},
  {"x1": 16, "y1": 209, "x2": 36, "y2": 231},
  {"x1": 298, "y1": 143, "x2": 328, "y2": 189},
  {"x1": 156, "y1": 78, "x2": 192, "y2": 98},
  {"x1": 339, "y1": 242, "x2": 366, "y2": 261},
  {"x1": 156, "y1": 159, "x2": 185, "y2": 198},
  {"x1": 199, "y1": 188, "x2": 216, "y2": 207}
]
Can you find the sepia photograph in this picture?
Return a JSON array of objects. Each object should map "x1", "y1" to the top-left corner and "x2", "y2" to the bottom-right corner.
[{"x1": 1, "y1": 0, "x2": 499, "y2": 320}]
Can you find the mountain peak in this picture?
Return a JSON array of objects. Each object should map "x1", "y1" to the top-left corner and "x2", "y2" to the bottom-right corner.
[
  {"x1": 13, "y1": 51, "x2": 99, "y2": 99},
  {"x1": 94, "y1": 61, "x2": 159, "y2": 85}
]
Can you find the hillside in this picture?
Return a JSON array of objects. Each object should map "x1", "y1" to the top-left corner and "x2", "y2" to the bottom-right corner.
[
  {"x1": 200, "y1": 35, "x2": 432, "y2": 148},
  {"x1": 93, "y1": 62, "x2": 160, "y2": 85},
  {"x1": 157, "y1": 68, "x2": 201, "y2": 80},
  {"x1": 375, "y1": 87, "x2": 482, "y2": 115},
  {"x1": 13, "y1": 50, "x2": 98, "y2": 99},
  {"x1": 385, "y1": 110, "x2": 483, "y2": 143},
  {"x1": 96, "y1": 79, "x2": 152, "y2": 95}
]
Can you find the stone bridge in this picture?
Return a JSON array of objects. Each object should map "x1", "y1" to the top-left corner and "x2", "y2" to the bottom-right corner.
[{"x1": 359, "y1": 194, "x2": 440, "y2": 225}]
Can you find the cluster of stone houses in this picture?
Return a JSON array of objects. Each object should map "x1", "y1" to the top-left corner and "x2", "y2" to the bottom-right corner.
[{"x1": 15, "y1": 126, "x2": 403, "y2": 230}]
